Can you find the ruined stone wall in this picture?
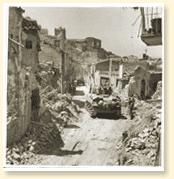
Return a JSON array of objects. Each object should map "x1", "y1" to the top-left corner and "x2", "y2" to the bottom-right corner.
[
  {"x1": 98, "y1": 48, "x2": 107, "y2": 59},
  {"x1": 149, "y1": 73, "x2": 162, "y2": 97},
  {"x1": 123, "y1": 61, "x2": 148, "y2": 73},
  {"x1": 114, "y1": 67, "x2": 151, "y2": 101},
  {"x1": 7, "y1": 7, "x2": 46, "y2": 146},
  {"x1": 38, "y1": 28, "x2": 48, "y2": 42},
  {"x1": 85, "y1": 37, "x2": 101, "y2": 49},
  {"x1": 7, "y1": 51, "x2": 46, "y2": 146},
  {"x1": 128, "y1": 67, "x2": 150, "y2": 98},
  {"x1": 7, "y1": 53, "x2": 32, "y2": 146},
  {"x1": 7, "y1": 7, "x2": 29, "y2": 146},
  {"x1": 8, "y1": 7, "x2": 21, "y2": 45},
  {"x1": 83, "y1": 49, "x2": 99, "y2": 64}
]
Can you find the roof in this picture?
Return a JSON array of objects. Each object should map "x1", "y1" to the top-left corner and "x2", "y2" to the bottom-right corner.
[
  {"x1": 22, "y1": 17, "x2": 40, "y2": 31},
  {"x1": 91, "y1": 58, "x2": 122, "y2": 65}
]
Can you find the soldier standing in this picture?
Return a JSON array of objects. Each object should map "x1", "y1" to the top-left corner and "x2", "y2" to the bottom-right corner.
[
  {"x1": 128, "y1": 96, "x2": 135, "y2": 120},
  {"x1": 108, "y1": 84, "x2": 113, "y2": 96}
]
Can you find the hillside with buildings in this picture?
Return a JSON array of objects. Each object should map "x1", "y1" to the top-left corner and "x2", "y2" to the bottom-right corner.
[{"x1": 38, "y1": 26, "x2": 121, "y2": 80}]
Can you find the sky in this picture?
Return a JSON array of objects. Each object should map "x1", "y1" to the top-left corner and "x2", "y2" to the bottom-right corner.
[{"x1": 21, "y1": 6, "x2": 163, "y2": 59}]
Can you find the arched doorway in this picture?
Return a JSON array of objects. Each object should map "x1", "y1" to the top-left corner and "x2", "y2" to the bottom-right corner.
[{"x1": 141, "y1": 79, "x2": 146, "y2": 100}]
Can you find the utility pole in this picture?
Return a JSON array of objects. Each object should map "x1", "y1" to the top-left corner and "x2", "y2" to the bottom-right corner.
[
  {"x1": 140, "y1": 7, "x2": 146, "y2": 34},
  {"x1": 55, "y1": 28, "x2": 66, "y2": 94},
  {"x1": 61, "y1": 49, "x2": 65, "y2": 94}
]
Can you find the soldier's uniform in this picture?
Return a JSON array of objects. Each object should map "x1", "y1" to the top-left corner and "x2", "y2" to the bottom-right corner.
[
  {"x1": 128, "y1": 96, "x2": 135, "y2": 120},
  {"x1": 108, "y1": 86, "x2": 113, "y2": 96}
]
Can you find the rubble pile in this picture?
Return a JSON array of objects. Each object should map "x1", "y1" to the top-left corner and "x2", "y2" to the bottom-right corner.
[
  {"x1": 152, "y1": 81, "x2": 162, "y2": 100},
  {"x1": 6, "y1": 87, "x2": 81, "y2": 165},
  {"x1": 42, "y1": 89, "x2": 80, "y2": 118},
  {"x1": 36, "y1": 61, "x2": 61, "y2": 91},
  {"x1": 117, "y1": 99, "x2": 162, "y2": 166},
  {"x1": 6, "y1": 113, "x2": 64, "y2": 165}
]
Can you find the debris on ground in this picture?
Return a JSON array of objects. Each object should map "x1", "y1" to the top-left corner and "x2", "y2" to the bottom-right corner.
[
  {"x1": 6, "y1": 88, "x2": 81, "y2": 165},
  {"x1": 117, "y1": 96, "x2": 162, "y2": 166},
  {"x1": 152, "y1": 81, "x2": 162, "y2": 100}
]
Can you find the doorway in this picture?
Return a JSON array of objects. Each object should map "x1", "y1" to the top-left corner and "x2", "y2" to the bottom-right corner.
[{"x1": 31, "y1": 87, "x2": 40, "y2": 121}]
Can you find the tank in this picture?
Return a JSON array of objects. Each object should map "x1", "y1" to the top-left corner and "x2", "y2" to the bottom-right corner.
[{"x1": 85, "y1": 90, "x2": 122, "y2": 118}]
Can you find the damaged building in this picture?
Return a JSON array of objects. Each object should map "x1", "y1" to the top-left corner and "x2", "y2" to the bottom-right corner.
[
  {"x1": 116, "y1": 64, "x2": 162, "y2": 100},
  {"x1": 87, "y1": 52, "x2": 162, "y2": 100},
  {"x1": 87, "y1": 57, "x2": 123, "y2": 91},
  {"x1": 38, "y1": 25, "x2": 120, "y2": 88},
  {"x1": 7, "y1": 7, "x2": 46, "y2": 146}
]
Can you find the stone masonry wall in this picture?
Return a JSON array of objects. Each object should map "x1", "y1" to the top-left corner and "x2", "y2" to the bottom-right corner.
[
  {"x1": 7, "y1": 53, "x2": 46, "y2": 147},
  {"x1": 7, "y1": 54, "x2": 32, "y2": 146},
  {"x1": 7, "y1": 7, "x2": 46, "y2": 147}
]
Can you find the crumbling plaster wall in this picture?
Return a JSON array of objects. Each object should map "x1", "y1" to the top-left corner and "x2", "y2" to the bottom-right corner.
[
  {"x1": 114, "y1": 66, "x2": 151, "y2": 100},
  {"x1": 7, "y1": 52, "x2": 46, "y2": 147},
  {"x1": 149, "y1": 73, "x2": 162, "y2": 96},
  {"x1": 7, "y1": 7, "x2": 46, "y2": 146},
  {"x1": 7, "y1": 51, "x2": 32, "y2": 146},
  {"x1": 127, "y1": 67, "x2": 150, "y2": 98}
]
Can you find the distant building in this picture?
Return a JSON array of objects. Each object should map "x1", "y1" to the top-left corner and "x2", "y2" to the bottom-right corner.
[
  {"x1": 122, "y1": 56, "x2": 128, "y2": 62},
  {"x1": 88, "y1": 58, "x2": 123, "y2": 88},
  {"x1": 85, "y1": 37, "x2": 101, "y2": 49},
  {"x1": 128, "y1": 55, "x2": 139, "y2": 61}
]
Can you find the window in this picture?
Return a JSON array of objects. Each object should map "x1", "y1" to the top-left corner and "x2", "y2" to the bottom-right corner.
[
  {"x1": 10, "y1": 34, "x2": 13, "y2": 39},
  {"x1": 26, "y1": 41, "x2": 32, "y2": 49}
]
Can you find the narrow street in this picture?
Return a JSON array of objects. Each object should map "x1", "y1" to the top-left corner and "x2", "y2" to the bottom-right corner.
[
  {"x1": 35, "y1": 86, "x2": 131, "y2": 166},
  {"x1": 5, "y1": 6, "x2": 163, "y2": 170}
]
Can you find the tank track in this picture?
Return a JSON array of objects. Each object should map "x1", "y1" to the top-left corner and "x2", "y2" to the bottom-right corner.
[{"x1": 85, "y1": 100, "x2": 97, "y2": 118}]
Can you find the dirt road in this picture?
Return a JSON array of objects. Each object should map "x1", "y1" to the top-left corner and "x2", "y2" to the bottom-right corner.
[{"x1": 31, "y1": 86, "x2": 132, "y2": 166}]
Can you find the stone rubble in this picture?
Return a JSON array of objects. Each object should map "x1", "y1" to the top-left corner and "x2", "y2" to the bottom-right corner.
[
  {"x1": 118, "y1": 99, "x2": 162, "y2": 166},
  {"x1": 117, "y1": 81, "x2": 162, "y2": 166},
  {"x1": 6, "y1": 119, "x2": 62, "y2": 165},
  {"x1": 6, "y1": 90, "x2": 81, "y2": 166},
  {"x1": 152, "y1": 81, "x2": 162, "y2": 100}
]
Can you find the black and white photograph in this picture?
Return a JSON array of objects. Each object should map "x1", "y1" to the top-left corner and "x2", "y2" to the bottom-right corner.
[{"x1": 3, "y1": 3, "x2": 164, "y2": 171}]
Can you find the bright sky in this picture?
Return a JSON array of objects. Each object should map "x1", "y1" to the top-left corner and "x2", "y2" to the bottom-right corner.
[{"x1": 21, "y1": 6, "x2": 163, "y2": 59}]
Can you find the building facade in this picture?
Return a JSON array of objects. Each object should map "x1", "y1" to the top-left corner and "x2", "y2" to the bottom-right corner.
[
  {"x1": 21, "y1": 17, "x2": 41, "y2": 73},
  {"x1": 7, "y1": 7, "x2": 46, "y2": 146},
  {"x1": 88, "y1": 58, "x2": 123, "y2": 89}
]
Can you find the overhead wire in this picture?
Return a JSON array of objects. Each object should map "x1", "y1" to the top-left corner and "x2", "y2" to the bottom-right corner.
[{"x1": 131, "y1": 8, "x2": 142, "y2": 54}]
